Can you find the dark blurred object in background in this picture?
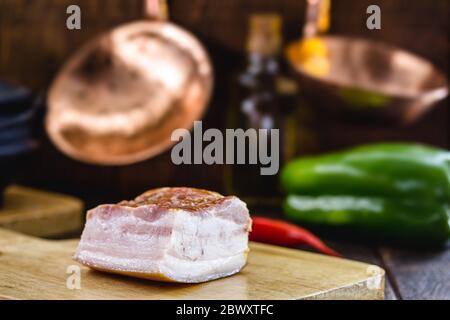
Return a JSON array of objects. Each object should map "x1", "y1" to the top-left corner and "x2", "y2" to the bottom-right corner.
[
  {"x1": 0, "y1": 83, "x2": 32, "y2": 115},
  {"x1": 227, "y1": 13, "x2": 298, "y2": 208},
  {"x1": 0, "y1": 82, "x2": 40, "y2": 206}
]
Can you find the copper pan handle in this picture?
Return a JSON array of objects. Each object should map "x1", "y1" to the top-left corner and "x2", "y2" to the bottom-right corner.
[
  {"x1": 144, "y1": 0, "x2": 169, "y2": 21},
  {"x1": 303, "y1": 0, "x2": 321, "y2": 38},
  {"x1": 303, "y1": 0, "x2": 331, "y2": 38}
]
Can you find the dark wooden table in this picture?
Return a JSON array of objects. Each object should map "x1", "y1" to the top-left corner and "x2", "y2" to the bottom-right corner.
[
  {"x1": 257, "y1": 209, "x2": 450, "y2": 300},
  {"x1": 317, "y1": 239, "x2": 450, "y2": 300}
]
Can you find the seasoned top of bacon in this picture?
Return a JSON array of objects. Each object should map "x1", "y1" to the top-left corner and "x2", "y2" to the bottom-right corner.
[{"x1": 118, "y1": 187, "x2": 234, "y2": 212}]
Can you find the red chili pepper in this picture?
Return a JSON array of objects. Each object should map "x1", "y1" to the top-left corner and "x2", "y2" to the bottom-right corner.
[{"x1": 249, "y1": 216, "x2": 341, "y2": 257}]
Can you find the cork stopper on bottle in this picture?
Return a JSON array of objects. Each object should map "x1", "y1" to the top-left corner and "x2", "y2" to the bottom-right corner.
[
  {"x1": 246, "y1": 14, "x2": 282, "y2": 56},
  {"x1": 144, "y1": 0, "x2": 169, "y2": 20}
]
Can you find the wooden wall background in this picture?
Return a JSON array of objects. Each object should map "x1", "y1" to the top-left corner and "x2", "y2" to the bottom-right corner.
[{"x1": 0, "y1": 0, "x2": 448, "y2": 206}]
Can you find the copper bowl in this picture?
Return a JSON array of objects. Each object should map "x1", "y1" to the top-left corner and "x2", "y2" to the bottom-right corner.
[
  {"x1": 286, "y1": 36, "x2": 449, "y2": 124},
  {"x1": 47, "y1": 20, "x2": 213, "y2": 165}
]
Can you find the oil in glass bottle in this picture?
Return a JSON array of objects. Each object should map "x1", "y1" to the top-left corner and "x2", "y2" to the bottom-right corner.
[{"x1": 226, "y1": 14, "x2": 298, "y2": 209}]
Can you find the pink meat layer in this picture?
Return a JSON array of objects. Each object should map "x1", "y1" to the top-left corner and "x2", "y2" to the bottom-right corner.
[{"x1": 74, "y1": 187, "x2": 251, "y2": 283}]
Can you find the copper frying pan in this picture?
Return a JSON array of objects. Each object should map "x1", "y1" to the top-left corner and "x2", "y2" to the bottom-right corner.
[
  {"x1": 46, "y1": 0, "x2": 213, "y2": 165},
  {"x1": 287, "y1": 36, "x2": 449, "y2": 124},
  {"x1": 286, "y1": 0, "x2": 448, "y2": 125}
]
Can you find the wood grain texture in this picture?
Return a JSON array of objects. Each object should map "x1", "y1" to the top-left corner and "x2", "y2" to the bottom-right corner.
[
  {"x1": 0, "y1": 185, "x2": 83, "y2": 237},
  {"x1": 380, "y1": 243, "x2": 450, "y2": 300},
  {"x1": 0, "y1": 0, "x2": 447, "y2": 89},
  {"x1": 0, "y1": 0, "x2": 143, "y2": 89},
  {"x1": 327, "y1": 240, "x2": 398, "y2": 300},
  {"x1": 0, "y1": 228, "x2": 385, "y2": 300}
]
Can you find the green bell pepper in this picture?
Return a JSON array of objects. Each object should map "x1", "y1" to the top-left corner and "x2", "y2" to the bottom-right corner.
[
  {"x1": 284, "y1": 195, "x2": 450, "y2": 247},
  {"x1": 281, "y1": 143, "x2": 450, "y2": 202},
  {"x1": 280, "y1": 143, "x2": 450, "y2": 246}
]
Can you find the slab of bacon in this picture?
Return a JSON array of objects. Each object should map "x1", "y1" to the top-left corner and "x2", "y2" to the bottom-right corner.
[{"x1": 74, "y1": 187, "x2": 251, "y2": 283}]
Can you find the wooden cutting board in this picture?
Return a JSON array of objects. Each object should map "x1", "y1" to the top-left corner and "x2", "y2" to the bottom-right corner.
[
  {"x1": 0, "y1": 228, "x2": 385, "y2": 300},
  {"x1": 0, "y1": 185, "x2": 83, "y2": 237}
]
